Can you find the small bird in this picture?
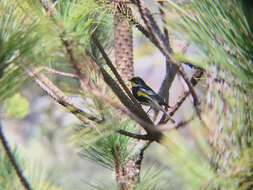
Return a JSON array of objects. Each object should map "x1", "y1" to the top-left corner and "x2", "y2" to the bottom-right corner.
[{"x1": 130, "y1": 76, "x2": 175, "y2": 123}]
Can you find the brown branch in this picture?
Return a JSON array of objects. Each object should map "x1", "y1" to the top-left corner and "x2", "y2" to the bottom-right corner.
[
  {"x1": 27, "y1": 68, "x2": 104, "y2": 124},
  {"x1": 60, "y1": 35, "x2": 88, "y2": 91},
  {"x1": 135, "y1": 141, "x2": 152, "y2": 170},
  {"x1": 91, "y1": 35, "x2": 162, "y2": 128},
  {"x1": 112, "y1": 145, "x2": 128, "y2": 190},
  {"x1": 178, "y1": 66, "x2": 200, "y2": 107},
  {"x1": 28, "y1": 66, "x2": 160, "y2": 141},
  {"x1": 144, "y1": 5, "x2": 172, "y2": 53},
  {"x1": 157, "y1": 2, "x2": 177, "y2": 105},
  {"x1": 91, "y1": 33, "x2": 140, "y2": 108},
  {"x1": 42, "y1": 66, "x2": 78, "y2": 78},
  {"x1": 0, "y1": 122, "x2": 32, "y2": 190},
  {"x1": 135, "y1": 0, "x2": 201, "y2": 119},
  {"x1": 118, "y1": 130, "x2": 151, "y2": 141},
  {"x1": 171, "y1": 117, "x2": 194, "y2": 130},
  {"x1": 88, "y1": 78, "x2": 163, "y2": 141},
  {"x1": 169, "y1": 69, "x2": 204, "y2": 117},
  {"x1": 135, "y1": 0, "x2": 164, "y2": 56}
]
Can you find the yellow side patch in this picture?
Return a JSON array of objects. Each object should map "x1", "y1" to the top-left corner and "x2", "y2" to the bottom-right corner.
[
  {"x1": 137, "y1": 90, "x2": 149, "y2": 98},
  {"x1": 131, "y1": 82, "x2": 137, "y2": 87}
]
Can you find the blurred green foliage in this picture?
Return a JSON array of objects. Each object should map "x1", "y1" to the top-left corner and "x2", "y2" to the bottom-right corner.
[{"x1": 4, "y1": 93, "x2": 30, "y2": 119}]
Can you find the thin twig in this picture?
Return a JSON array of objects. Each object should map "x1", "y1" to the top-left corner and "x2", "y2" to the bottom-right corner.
[
  {"x1": 170, "y1": 117, "x2": 194, "y2": 130},
  {"x1": 135, "y1": 0, "x2": 201, "y2": 119},
  {"x1": 0, "y1": 122, "x2": 32, "y2": 190},
  {"x1": 42, "y1": 66, "x2": 78, "y2": 78},
  {"x1": 145, "y1": 5, "x2": 172, "y2": 53},
  {"x1": 169, "y1": 69, "x2": 204, "y2": 117},
  {"x1": 60, "y1": 35, "x2": 89, "y2": 91}
]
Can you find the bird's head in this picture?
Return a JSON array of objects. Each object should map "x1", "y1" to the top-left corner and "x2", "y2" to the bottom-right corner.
[{"x1": 129, "y1": 76, "x2": 146, "y2": 87}]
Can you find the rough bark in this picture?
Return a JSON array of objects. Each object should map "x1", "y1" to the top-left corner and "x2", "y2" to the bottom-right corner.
[{"x1": 114, "y1": 1, "x2": 134, "y2": 87}]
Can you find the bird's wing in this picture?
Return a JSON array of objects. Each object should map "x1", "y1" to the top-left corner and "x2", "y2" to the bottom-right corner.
[
  {"x1": 138, "y1": 86, "x2": 157, "y2": 97},
  {"x1": 138, "y1": 87, "x2": 168, "y2": 106}
]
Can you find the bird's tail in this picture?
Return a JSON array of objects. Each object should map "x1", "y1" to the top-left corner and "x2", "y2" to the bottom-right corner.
[{"x1": 151, "y1": 101, "x2": 175, "y2": 123}]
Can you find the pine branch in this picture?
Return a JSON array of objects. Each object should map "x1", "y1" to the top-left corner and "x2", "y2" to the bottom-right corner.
[
  {"x1": 91, "y1": 34, "x2": 155, "y2": 124},
  {"x1": 27, "y1": 68, "x2": 104, "y2": 124},
  {"x1": 135, "y1": 141, "x2": 152, "y2": 171},
  {"x1": 0, "y1": 122, "x2": 32, "y2": 190},
  {"x1": 60, "y1": 35, "x2": 89, "y2": 91},
  {"x1": 87, "y1": 86, "x2": 161, "y2": 141},
  {"x1": 118, "y1": 130, "x2": 150, "y2": 141},
  {"x1": 157, "y1": 1, "x2": 177, "y2": 103},
  {"x1": 86, "y1": 44, "x2": 164, "y2": 141},
  {"x1": 42, "y1": 66, "x2": 78, "y2": 78},
  {"x1": 112, "y1": 145, "x2": 128, "y2": 190},
  {"x1": 135, "y1": 0, "x2": 202, "y2": 120},
  {"x1": 170, "y1": 117, "x2": 194, "y2": 130},
  {"x1": 92, "y1": 33, "x2": 139, "y2": 107},
  {"x1": 168, "y1": 68, "x2": 204, "y2": 118}
]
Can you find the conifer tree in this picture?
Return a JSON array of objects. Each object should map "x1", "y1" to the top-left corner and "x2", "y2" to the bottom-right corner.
[{"x1": 0, "y1": 0, "x2": 252, "y2": 189}]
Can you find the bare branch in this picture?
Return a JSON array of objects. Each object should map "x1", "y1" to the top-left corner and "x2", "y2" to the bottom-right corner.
[
  {"x1": 170, "y1": 117, "x2": 194, "y2": 130},
  {"x1": 169, "y1": 69, "x2": 204, "y2": 117},
  {"x1": 42, "y1": 66, "x2": 78, "y2": 78},
  {"x1": 135, "y1": 0, "x2": 201, "y2": 119},
  {"x1": 27, "y1": 68, "x2": 104, "y2": 124},
  {"x1": 92, "y1": 33, "x2": 140, "y2": 107},
  {"x1": 0, "y1": 122, "x2": 32, "y2": 190}
]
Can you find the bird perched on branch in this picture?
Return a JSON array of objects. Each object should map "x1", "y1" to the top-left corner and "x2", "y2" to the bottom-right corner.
[{"x1": 130, "y1": 76, "x2": 175, "y2": 123}]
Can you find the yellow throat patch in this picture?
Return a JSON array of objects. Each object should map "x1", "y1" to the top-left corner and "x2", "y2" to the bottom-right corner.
[{"x1": 131, "y1": 82, "x2": 137, "y2": 87}]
